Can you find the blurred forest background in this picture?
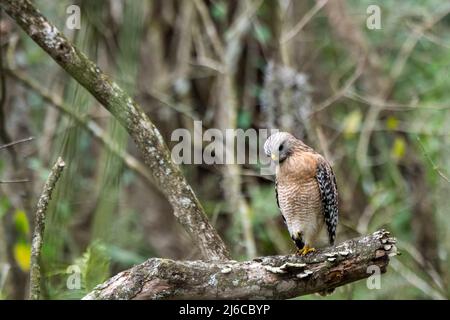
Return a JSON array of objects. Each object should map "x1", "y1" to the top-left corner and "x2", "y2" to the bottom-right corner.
[{"x1": 0, "y1": 0, "x2": 449, "y2": 300}]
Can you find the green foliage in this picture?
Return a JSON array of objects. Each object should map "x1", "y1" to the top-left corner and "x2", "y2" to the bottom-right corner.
[
  {"x1": 237, "y1": 109, "x2": 252, "y2": 129},
  {"x1": 253, "y1": 24, "x2": 272, "y2": 44},
  {"x1": 0, "y1": 197, "x2": 10, "y2": 220},
  {"x1": 105, "y1": 244, "x2": 145, "y2": 266},
  {"x1": 76, "y1": 241, "x2": 110, "y2": 292},
  {"x1": 13, "y1": 210, "x2": 30, "y2": 236},
  {"x1": 2, "y1": 0, "x2": 449, "y2": 300},
  {"x1": 211, "y1": 1, "x2": 227, "y2": 22},
  {"x1": 12, "y1": 210, "x2": 31, "y2": 272}
]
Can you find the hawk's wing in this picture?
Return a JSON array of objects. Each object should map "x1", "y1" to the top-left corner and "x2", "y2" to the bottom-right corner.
[
  {"x1": 316, "y1": 160, "x2": 339, "y2": 245},
  {"x1": 275, "y1": 178, "x2": 280, "y2": 209},
  {"x1": 275, "y1": 178, "x2": 286, "y2": 224}
]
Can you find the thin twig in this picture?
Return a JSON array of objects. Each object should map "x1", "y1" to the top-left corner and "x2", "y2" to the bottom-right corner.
[
  {"x1": 143, "y1": 89, "x2": 199, "y2": 121},
  {"x1": 0, "y1": 136, "x2": 34, "y2": 151},
  {"x1": 398, "y1": 241, "x2": 445, "y2": 291},
  {"x1": 416, "y1": 136, "x2": 450, "y2": 183},
  {"x1": 219, "y1": 1, "x2": 259, "y2": 258},
  {"x1": 226, "y1": 0, "x2": 263, "y2": 44},
  {"x1": 390, "y1": 259, "x2": 446, "y2": 300},
  {"x1": 29, "y1": 157, "x2": 65, "y2": 300},
  {"x1": 192, "y1": 0, "x2": 225, "y2": 59},
  {"x1": 280, "y1": 0, "x2": 328, "y2": 44},
  {"x1": 0, "y1": 179, "x2": 30, "y2": 184},
  {"x1": 313, "y1": 55, "x2": 365, "y2": 113},
  {"x1": 391, "y1": 11, "x2": 450, "y2": 83},
  {"x1": 0, "y1": 0, "x2": 230, "y2": 260},
  {"x1": 192, "y1": 0, "x2": 259, "y2": 258},
  {"x1": 0, "y1": 8, "x2": 6, "y2": 119},
  {"x1": 0, "y1": 7, "x2": 16, "y2": 164},
  {"x1": 356, "y1": 8, "x2": 450, "y2": 168},
  {"x1": 6, "y1": 68, "x2": 156, "y2": 188}
]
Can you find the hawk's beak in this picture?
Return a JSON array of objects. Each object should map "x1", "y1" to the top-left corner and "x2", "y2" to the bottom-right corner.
[{"x1": 271, "y1": 153, "x2": 278, "y2": 161}]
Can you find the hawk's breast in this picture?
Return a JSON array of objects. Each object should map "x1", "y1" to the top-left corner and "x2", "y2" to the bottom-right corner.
[{"x1": 276, "y1": 152, "x2": 324, "y2": 241}]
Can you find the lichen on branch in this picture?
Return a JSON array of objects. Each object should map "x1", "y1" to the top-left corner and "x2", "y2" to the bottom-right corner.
[
  {"x1": 83, "y1": 230, "x2": 397, "y2": 300},
  {"x1": 0, "y1": 0, "x2": 229, "y2": 261},
  {"x1": 29, "y1": 157, "x2": 65, "y2": 300}
]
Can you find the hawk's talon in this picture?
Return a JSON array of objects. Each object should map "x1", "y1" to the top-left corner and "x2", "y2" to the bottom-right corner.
[{"x1": 297, "y1": 246, "x2": 316, "y2": 256}]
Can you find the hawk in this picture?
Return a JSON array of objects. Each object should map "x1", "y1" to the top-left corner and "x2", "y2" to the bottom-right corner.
[{"x1": 264, "y1": 132, "x2": 339, "y2": 255}]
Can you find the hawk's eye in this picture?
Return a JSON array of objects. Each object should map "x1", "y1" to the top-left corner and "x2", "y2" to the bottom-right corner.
[{"x1": 278, "y1": 144, "x2": 284, "y2": 152}]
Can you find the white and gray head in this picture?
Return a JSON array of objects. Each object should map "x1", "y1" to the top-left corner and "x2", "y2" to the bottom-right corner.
[{"x1": 264, "y1": 132, "x2": 297, "y2": 163}]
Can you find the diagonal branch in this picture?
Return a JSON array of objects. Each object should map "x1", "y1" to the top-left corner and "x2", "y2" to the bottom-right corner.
[
  {"x1": 0, "y1": 136, "x2": 34, "y2": 151},
  {"x1": 83, "y1": 230, "x2": 397, "y2": 300},
  {"x1": 0, "y1": 0, "x2": 230, "y2": 261}
]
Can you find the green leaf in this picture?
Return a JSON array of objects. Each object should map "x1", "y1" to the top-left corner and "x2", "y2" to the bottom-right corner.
[
  {"x1": 253, "y1": 24, "x2": 271, "y2": 44},
  {"x1": 0, "y1": 197, "x2": 11, "y2": 220},
  {"x1": 78, "y1": 241, "x2": 110, "y2": 292},
  {"x1": 343, "y1": 110, "x2": 362, "y2": 138},
  {"x1": 249, "y1": 186, "x2": 279, "y2": 223},
  {"x1": 391, "y1": 137, "x2": 406, "y2": 160},
  {"x1": 238, "y1": 110, "x2": 252, "y2": 129},
  {"x1": 386, "y1": 116, "x2": 399, "y2": 130},
  {"x1": 14, "y1": 210, "x2": 30, "y2": 236},
  {"x1": 14, "y1": 242, "x2": 31, "y2": 272},
  {"x1": 211, "y1": 2, "x2": 227, "y2": 22}
]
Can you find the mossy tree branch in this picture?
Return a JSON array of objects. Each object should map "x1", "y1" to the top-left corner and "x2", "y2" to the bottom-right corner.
[
  {"x1": 83, "y1": 230, "x2": 397, "y2": 300},
  {"x1": 29, "y1": 157, "x2": 65, "y2": 300},
  {"x1": 0, "y1": 0, "x2": 230, "y2": 261}
]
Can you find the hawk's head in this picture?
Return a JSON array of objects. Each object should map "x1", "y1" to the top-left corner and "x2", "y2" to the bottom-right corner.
[{"x1": 264, "y1": 132, "x2": 298, "y2": 163}]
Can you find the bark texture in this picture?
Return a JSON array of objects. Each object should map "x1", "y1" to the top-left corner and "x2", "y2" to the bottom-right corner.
[
  {"x1": 83, "y1": 230, "x2": 397, "y2": 300},
  {"x1": 29, "y1": 157, "x2": 65, "y2": 300},
  {"x1": 0, "y1": 0, "x2": 229, "y2": 261}
]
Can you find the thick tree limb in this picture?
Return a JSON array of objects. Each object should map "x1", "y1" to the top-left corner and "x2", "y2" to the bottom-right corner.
[
  {"x1": 83, "y1": 230, "x2": 397, "y2": 300},
  {"x1": 29, "y1": 157, "x2": 65, "y2": 300},
  {"x1": 0, "y1": 0, "x2": 230, "y2": 260}
]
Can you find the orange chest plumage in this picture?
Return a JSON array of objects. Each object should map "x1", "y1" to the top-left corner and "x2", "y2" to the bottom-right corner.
[{"x1": 276, "y1": 152, "x2": 323, "y2": 222}]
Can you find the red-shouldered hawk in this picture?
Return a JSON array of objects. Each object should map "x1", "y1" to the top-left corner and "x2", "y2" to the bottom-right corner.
[{"x1": 264, "y1": 132, "x2": 339, "y2": 255}]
